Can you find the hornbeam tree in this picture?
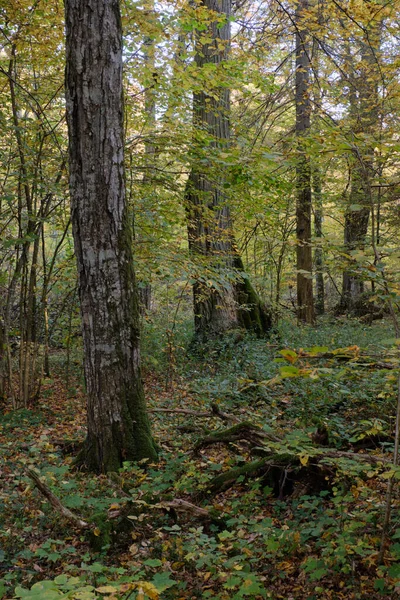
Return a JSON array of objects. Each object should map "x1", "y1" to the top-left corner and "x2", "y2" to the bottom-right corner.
[{"x1": 65, "y1": 0, "x2": 157, "y2": 472}]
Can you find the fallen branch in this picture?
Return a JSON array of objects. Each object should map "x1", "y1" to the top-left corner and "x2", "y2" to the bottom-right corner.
[
  {"x1": 202, "y1": 448, "x2": 391, "y2": 499},
  {"x1": 194, "y1": 422, "x2": 280, "y2": 453},
  {"x1": 150, "y1": 403, "x2": 239, "y2": 423},
  {"x1": 25, "y1": 468, "x2": 90, "y2": 530},
  {"x1": 157, "y1": 498, "x2": 210, "y2": 518}
]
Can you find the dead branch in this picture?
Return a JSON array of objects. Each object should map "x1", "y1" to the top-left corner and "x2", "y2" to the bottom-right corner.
[
  {"x1": 194, "y1": 422, "x2": 280, "y2": 453},
  {"x1": 157, "y1": 498, "x2": 210, "y2": 518},
  {"x1": 150, "y1": 403, "x2": 239, "y2": 423},
  {"x1": 25, "y1": 468, "x2": 90, "y2": 530}
]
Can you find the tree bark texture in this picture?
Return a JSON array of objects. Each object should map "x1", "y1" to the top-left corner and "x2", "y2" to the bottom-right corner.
[
  {"x1": 340, "y1": 25, "x2": 380, "y2": 311},
  {"x1": 186, "y1": 0, "x2": 272, "y2": 341},
  {"x1": 312, "y1": 34, "x2": 324, "y2": 315},
  {"x1": 295, "y1": 0, "x2": 315, "y2": 324},
  {"x1": 313, "y1": 165, "x2": 324, "y2": 315},
  {"x1": 65, "y1": 0, "x2": 157, "y2": 472},
  {"x1": 137, "y1": 7, "x2": 156, "y2": 314}
]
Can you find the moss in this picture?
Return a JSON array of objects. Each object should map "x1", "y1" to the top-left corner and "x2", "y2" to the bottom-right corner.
[
  {"x1": 204, "y1": 454, "x2": 299, "y2": 498},
  {"x1": 194, "y1": 422, "x2": 264, "y2": 452},
  {"x1": 233, "y1": 254, "x2": 273, "y2": 336}
]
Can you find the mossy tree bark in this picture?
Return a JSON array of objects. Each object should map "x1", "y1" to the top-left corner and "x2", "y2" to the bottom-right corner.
[
  {"x1": 340, "y1": 24, "x2": 381, "y2": 312},
  {"x1": 186, "y1": 0, "x2": 272, "y2": 341},
  {"x1": 65, "y1": 0, "x2": 157, "y2": 472}
]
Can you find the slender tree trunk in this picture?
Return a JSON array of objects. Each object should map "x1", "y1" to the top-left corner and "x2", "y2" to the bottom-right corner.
[
  {"x1": 186, "y1": 0, "x2": 272, "y2": 341},
  {"x1": 65, "y1": 0, "x2": 157, "y2": 472},
  {"x1": 137, "y1": 7, "x2": 156, "y2": 314},
  {"x1": 313, "y1": 172, "x2": 324, "y2": 315},
  {"x1": 312, "y1": 28, "x2": 324, "y2": 316},
  {"x1": 295, "y1": 0, "x2": 315, "y2": 324},
  {"x1": 0, "y1": 319, "x2": 5, "y2": 401}
]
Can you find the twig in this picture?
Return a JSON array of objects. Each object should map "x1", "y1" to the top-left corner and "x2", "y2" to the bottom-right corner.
[{"x1": 25, "y1": 468, "x2": 90, "y2": 530}]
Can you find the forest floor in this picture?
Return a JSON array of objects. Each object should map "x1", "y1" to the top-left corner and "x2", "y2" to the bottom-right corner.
[{"x1": 1, "y1": 317, "x2": 400, "y2": 599}]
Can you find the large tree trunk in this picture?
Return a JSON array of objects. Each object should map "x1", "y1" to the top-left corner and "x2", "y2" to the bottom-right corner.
[
  {"x1": 295, "y1": 0, "x2": 315, "y2": 324},
  {"x1": 340, "y1": 26, "x2": 380, "y2": 312},
  {"x1": 186, "y1": 0, "x2": 272, "y2": 341},
  {"x1": 65, "y1": 0, "x2": 157, "y2": 473}
]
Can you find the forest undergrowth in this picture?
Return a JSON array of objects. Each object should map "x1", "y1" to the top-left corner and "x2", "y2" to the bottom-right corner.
[{"x1": 1, "y1": 317, "x2": 400, "y2": 600}]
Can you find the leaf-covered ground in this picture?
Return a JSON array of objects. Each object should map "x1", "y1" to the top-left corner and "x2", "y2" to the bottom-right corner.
[{"x1": 1, "y1": 318, "x2": 400, "y2": 599}]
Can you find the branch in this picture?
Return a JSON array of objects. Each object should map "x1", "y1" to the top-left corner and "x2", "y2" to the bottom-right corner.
[
  {"x1": 25, "y1": 468, "x2": 90, "y2": 530},
  {"x1": 150, "y1": 403, "x2": 239, "y2": 423}
]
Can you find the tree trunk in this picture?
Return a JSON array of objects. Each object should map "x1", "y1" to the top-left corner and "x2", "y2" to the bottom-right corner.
[
  {"x1": 312, "y1": 31, "x2": 324, "y2": 316},
  {"x1": 137, "y1": 6, "x2": 156, "y2": 315},
  {"x1": 186, "y1": 0, "x2": 272, "y2": 341},
  {"x1": 340, "y1": 25, "x2": 380, "y2": 312},
  {"x1": 65, "y1": 0, "x2": 157, "y2": 472},
  {"x1": 295, "y1": 0, "x2": 315, "y2": 324}
]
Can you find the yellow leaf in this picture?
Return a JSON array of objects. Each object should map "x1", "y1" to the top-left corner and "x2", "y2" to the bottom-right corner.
[
  {"x1": 299, "y1": 454, "x2": 309, "y2": 466},
  {"x1": 95, "y1": 585, "x2": 117, "y2": 594},
  {"x1": 134, "y1": 581, "x2": 160, "y2": 600},
  {"x1": 93, "y1": 527, "x2": 101, "y2": 537}
]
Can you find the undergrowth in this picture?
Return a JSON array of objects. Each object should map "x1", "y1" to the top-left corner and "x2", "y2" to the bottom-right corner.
[{"x1": 1, "y1": 317, "x2": 400, "y2": 599}]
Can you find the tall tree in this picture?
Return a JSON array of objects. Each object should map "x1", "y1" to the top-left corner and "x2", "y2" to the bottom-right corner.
[
  {"x1": 295, "y1": 0, "x2": 315, "y2": 323},
  {"x1": 65, "y1": 0, "x2": 157, "y2": 472},
  {"x1": 186, "y1": 0, "x2": 272, "y2": 341},
  {"x1": 340, "y1": 19, "x2": 381, "y2": 311},
  {"x1": 312, "y1": 27, "x2": 325, "y2": 315}
]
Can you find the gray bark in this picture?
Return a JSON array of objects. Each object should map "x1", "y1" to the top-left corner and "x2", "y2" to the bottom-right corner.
[{"x1": 65, "y1": 0, "x2": 157, "y2": 472}]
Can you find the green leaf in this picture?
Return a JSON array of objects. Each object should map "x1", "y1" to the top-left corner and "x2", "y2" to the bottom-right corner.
[
  {"x1": 151, "y1": 572, "x2": 176, "y2": 592},
  {"x1": 279, "y1": 365, "x2": 300, "y2": 378}
]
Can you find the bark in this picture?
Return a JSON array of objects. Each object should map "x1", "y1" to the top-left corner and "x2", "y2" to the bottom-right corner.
[
  {"x1": 65, "y1": 0, "x2": 157, "y2": 472},
  {"x1": 295, "y1": 0, "x2": 315, "y2": 324},
  {"x1": 312, "y1": 35, "x2": 325, "y2": 315},
  {"x1": 340, "y1": 25, "x2": 380, "y2": 311},
  {"x1": 137, "y1": 8, "x2": 156, "y2": 314},
  {"x1": 0, "y1": 318, "x2": 5, "y2": 400},
  {"x1": 186, "y1": 0, "x2": 272, "y2": 341},
  {"x1": 313, "y1": 172, "x2": 324, "y2": 315}
]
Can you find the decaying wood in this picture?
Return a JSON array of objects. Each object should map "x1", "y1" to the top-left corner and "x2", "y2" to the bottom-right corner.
[
  {"x1": 195, "y1": 420, "x2": 393, "y2": 498},
  {"x1": 194, "y1": 422, "x2": 280, "y2": 452},
  {"x1": 25, "y1": 468, "x2": 90, "y2": 530},
  {"x1": 150, "y1": 402, "x2": 239, "y2": 423},
  {"x1": 157, "y1": 499, "x2": 210, "y2": 518}
]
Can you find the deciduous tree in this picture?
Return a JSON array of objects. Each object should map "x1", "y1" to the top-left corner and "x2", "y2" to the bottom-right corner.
[{"x1": 65, "y1": 0, "x2": 157, "y2": 472}]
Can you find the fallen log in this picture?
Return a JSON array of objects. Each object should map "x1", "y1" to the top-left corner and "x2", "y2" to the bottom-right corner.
[
  {"x1": 195, "y1": 420, "x2": 393, "y2": 499},
  {"x1": 194, "y1": 422, "x2": 280, "y2": 453}
]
